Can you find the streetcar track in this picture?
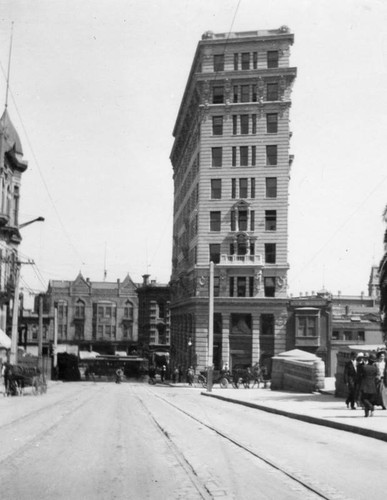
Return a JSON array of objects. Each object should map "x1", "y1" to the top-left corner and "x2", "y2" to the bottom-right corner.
[
  {"x1": 147, "y1": 389, "x2": 349, "y2": 500},
  {"x1": 134, "y1": 390, "x2": 213, "y2": 500}
]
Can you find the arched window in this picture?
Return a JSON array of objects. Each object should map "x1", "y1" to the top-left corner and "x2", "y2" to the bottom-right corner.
[
  {"x1": 124, "y1": 301, "x2": 133, "y2": 320},
  {"x1": 75, "y1": 299, "x2": 85, "y2": 319}
]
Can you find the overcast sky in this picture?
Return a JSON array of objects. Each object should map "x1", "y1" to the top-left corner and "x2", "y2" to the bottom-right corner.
[{"x1": 0, "y1": 0, "x2": 386, "y2": 305}]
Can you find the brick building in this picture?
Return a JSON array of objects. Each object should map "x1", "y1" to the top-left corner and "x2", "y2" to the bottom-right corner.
[{"x1": 170, "y1": 28, "x2": 297, "y2": 372}]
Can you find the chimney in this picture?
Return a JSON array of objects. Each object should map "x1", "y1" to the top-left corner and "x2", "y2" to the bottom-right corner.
[{"x1": 143, "y1": 274, "x2": 150, "y2": 286}]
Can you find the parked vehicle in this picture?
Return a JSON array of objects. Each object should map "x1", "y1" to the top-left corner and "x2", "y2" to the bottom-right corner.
[
  {"x1": 4, "y1": 363, "x2": 46, "y2": 396},
  {"x1": 198, "y1": 369, "x2": 233, "y2": 388}
]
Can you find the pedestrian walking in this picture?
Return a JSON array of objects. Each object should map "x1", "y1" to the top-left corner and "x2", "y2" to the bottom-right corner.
[
  {"x1": 187, "y1": 366, "x2": 194, "y2": 386},
  {"x1": 360, "y1": 353, "x2": 378, "y2": 417},
  {"x1": 173, "y1": 367, "x2": 179, "y2": 383},
  {"x1": 375, "y1": 350, "x2": 387, "y2": 410},
  {"x1": 161, "y1": 365, "x2": 167, "y2": 383},
  {"x1": 343, "y1": 352, "x2": 358, "y2": 409}
]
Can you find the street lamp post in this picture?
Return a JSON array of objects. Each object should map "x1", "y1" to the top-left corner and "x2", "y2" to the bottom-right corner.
[
  {"x1": 207, "y1": 261, "x2": 214, "y2": 392},
  {"x1": 9, "y1": 216, "x2": 45, "y2": 365}
]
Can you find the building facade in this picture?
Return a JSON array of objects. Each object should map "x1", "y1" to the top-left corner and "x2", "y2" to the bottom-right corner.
[
  {"x1": 170, "y1": 28, "x2": 297, "y2": 372},
  {"x1": 0, "y1": 109, "x2": 27, "y2": 335},
  {"x1": 379, "y1": 205, "x2": 387, "y2": 341},
  {"x1": 42, "y1": 273, "x2": 139, "y2": 355},
  {"x1": 136, "y1": 274, "x2": 171, "y2": 361}
]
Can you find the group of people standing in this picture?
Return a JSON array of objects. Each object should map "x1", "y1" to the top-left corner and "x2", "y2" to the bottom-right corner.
[{"x1": 344, "y1": 350, "x2": 387, "y2": 417}]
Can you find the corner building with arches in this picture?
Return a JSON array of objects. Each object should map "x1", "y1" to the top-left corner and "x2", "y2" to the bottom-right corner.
[{"x1": 170, "y1": 28, "x2": 297, "y2": 372}]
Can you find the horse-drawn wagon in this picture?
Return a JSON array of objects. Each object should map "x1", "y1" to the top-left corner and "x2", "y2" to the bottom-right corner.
[{"x1": 4, "y1": 363, "x2": 47, "y2": 396}]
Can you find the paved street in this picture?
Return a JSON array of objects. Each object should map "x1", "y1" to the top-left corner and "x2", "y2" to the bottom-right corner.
[{"x1": 0, "y1": 381, "x2": 387, "y2": 499}]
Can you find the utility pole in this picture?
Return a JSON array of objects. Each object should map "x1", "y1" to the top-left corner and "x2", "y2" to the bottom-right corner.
[
  {"x1": 53, "y1": 306, "x2": 58, "y2": 379},
  {"x1": 38, "y1": 294, "x2": 43, "y2": 373},
  {"x1": 9, "y1": 261, "x2": 21, "y2": 364},
  {"x1": 207, "y1": 261, "x2": 214, "y2": 392}
]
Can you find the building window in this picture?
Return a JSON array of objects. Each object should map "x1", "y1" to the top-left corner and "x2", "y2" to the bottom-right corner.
[
  {"x1": 252, "y1": 84, "x2": 257, "y2": 102},
  {"x1": 265, "y1": 210, "x2": 277, "y2": 231},
  {"x1": 75, "y1": 300, "x2": 85, "y2": 319},
  {"x1": 250, "y1": 210, "x2": 255, "y2": 231},
  {"x1": 266, "y1": 145, "x2": 278, "y2": 166},
  {"x1": 251, "y1": 178, "x2": 255, "y2": 198},
  {"x1": 240, "y1": 146, "x2": 248, "y2": 166},
  {"x1": 233, "y1": 85, "x2": 238, "y2": 103},
  {"x1": 231, "y1": 178, "x2": 236, "y2": 199},
  {"x1": 213, "y1": 54, "x2": 224, "y2": 72},
  {"x1": 253, "y1": 52, "x2": 258, "y2": 69},
  {"x1": 230, "y1": 211, "x2": 236, "y2": 231},
  {"x1": 332, "y1": 330, "x2": 339, "y2": 340},
  {"x1": 232, "y1": 147, "x2": 237, "y2": 166},
  {"x1": 297, "y1": 317, "x2": 318, "y2": 337},
  {"x1": 266, "y1": 178, "x2": 277, "y2": 198},
  {"x1": 267, "y1": 50, "x2": 279, "y2": 68},
  {"x1": 124, "y1": 301, "x2": 133, "y2": 320},
  {"x1": 238, "y1": 210, "x2": 248, "y2": 231},
  {"x1": 250, "y1": 242, "x2": 255, "y2": 255},
  {"x1": 212, "y1": 147, "x2": 222, "y2": 167},
  {"x1": 241, "y1": 85, "x2": 250, "y2": 102},
  {"x1": 232, "y1": 115, "x2": 237, "y2": 135},
  {"x1": 252, "y1": 114, "x2": 257, "y2": 134},
  {"x1": 209, "y1": 244, "x2": 221, "y2": 264},
  {"x1": 266, "y1": 113, "x2": 278, "y2": 133},
  {"x1": 234, "y1": 53, "x2": 239, "y2": 70},
  {"x1": 251, "y1": 146, "x2": 256, "y2": 166},
  {"x1": 264, "y1": 277, "x2": 275, "y2": 297},
  {"x1": 267, "y1": 82, "x2": 278, "y2": 101},
  {"x1": 261, "y1": 314, "x2": 275, "y2": 335},
  {"x1": 123, "y1": 324, "x2": 133, "y2": 339},
  {"x1": 210, "y1": 211, "x2": 221, "y2": 231},
  {"x1": 241, "y1": 52, "x2": 250, "y2": 70},
  {"x1": 75, "y1": 322, "x2": 84, "y2": 339},
  {"x1": 343, "y1": 331, "x2": 352, "y2": 341},
  {"x1": 211, "y1": 179, "x2": 222, "y2": 199},
  {"x1": 212, "y1": 86, "x2": 224, "y2": 104},
  {"x1": 239, "y1": 178, "x2": 248, "y2": 198},
  {"x1": 237, "y1": 277, "x2": 247, "y2": 297},
  {"x1": 214, "y1": 276, "x2": 220, "y2": 297},
  {"x1": 358, "y1": 331, "x2": 365, "y2": 341},
  {"x1": 240, "y1": 115, "x2": 249, "y2": 134},
  {"x1": 212, "y1": 116, "x2": 223, "y2": 135},
  {"x1": 265, "y1": 243, "x2": 276, "y2": 264},
  {"x1": 57, "y1": 301, "x2": 68, "y2": 320},
  {"x1": 229, "y1": 277, "x2": 235, "y2": 297}
]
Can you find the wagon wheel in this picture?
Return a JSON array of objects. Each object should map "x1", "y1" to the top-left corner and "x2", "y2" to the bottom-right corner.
[
  {"x1": 219, "y1": 377, "x2": 229, "y2": 388},
  {"x1": 198, "y1": 374, "x2": 207, "y2": 388}
]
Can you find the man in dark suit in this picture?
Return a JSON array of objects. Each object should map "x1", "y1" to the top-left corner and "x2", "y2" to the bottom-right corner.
[
  {"x1": 360, "y1": 353, "x2": 378, "y2": 417},
  {"x1": 343, "y1": 351, "x2": 358, "y2": 409}
]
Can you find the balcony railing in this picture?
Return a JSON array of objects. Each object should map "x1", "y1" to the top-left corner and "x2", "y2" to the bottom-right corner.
[{"x1": 219, "y1": 254, "x2": 263, "y2": 265}]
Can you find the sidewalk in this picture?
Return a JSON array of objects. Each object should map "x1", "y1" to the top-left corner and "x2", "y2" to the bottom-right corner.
[{"x1": 198, "y1": 379, "x2": 387, "y2": 442}]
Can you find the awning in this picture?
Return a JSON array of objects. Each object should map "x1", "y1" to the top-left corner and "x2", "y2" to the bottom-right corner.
[{"x1": 0, "y1": 329, "x2": 11, "y2": 349}]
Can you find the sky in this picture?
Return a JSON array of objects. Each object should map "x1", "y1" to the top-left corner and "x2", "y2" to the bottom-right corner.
[{"x1": 0, "y1": 0, "x2": 387, "y2": 306}]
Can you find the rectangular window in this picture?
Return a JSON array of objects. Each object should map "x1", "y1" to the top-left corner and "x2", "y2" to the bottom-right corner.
[
  {"x1": 266, "y1": 113, "x2": 278, "y2": 133},
  {"x1": 253, "y1": 52, "x2": 257, "y2": 69},
  {"x1": 251, "y1": 146, "x2": 256, "y2": 166},
  {"x1": 261, "y1": 314, "x2": 275, "y2": 335},
  {"x1": 251, "y1": 178, "x2": 255, "y2": 198},
  {"x1": 234, "y1": 53, "x2": 238, "y2": 70},
  {"x1": 238, "y1": 210, "x2": 248, "y2": 231},
  {"x1": 230, "y1": 243, "x2": 235, "y2": 255},
  {"x1": 211, "y1": 179, "x2": 222, "y2": 199},
  {"x1": 265, "y1": 210, "x2": 277, "y2": 230},
  {"x1": 265, "y1": 243, "x2": 276, "y2": 264},
  {"x1": 267, "y1": 50, "x2": 279, "y2": 68},
  {"x1": 240, "y1": 146, "x2": 248, "y2": 166},
  {"x1": 230, "y1": 211, "x2": 236, "y2": 231},
  {"x1": 231, "y1": 178, "x2": 236, "y2": 199},
  {"x1": 250, "y1": 242, "x2": 255, "y2": 255},
  {"x1": 241, "y1": 52, "x2": 250, "y2": 70},
  {"x1": 332, "y1": 330, "x2": 339, "y2": 341},
  {"x1": 298, "y1": 317, "x2": 317, "y2": 337},
  {"x1": 233, "y1": 85, "x2": 238, "y2": 103},
  {"x1": 343, "y1": 330, "x2": 352, "y2": 341},
  {"x1": 239, "y1": 178, "x2": 248, "y2": 198},
  {"x1": 240, "y1": 115, "x2": 249, "y2": 134},
  {"x1": 264, "y1": 277, "x2": 276, "y2": 297},
  {"x1": 358, "y1": 331, "x2": 365, "y2": 341},
  {"x1": 213, "y1": 86, "x2": 224, "y2": 104},
  {"x1": 232, "y1": 147, "x2": 237, "y2": 167},
  {"x1": 249, "y1": 277, "x2": 255, "y2": 297},
  {"x1": 229, "y1": 277, "x2": 235, "y2": 297},
  {"x1": 213, "y1": 54, "x2": 224, "y2": 72},
  {"x1": 267, "y1": 83, "x2": 278, "y2": 101},
  {"x1": 266, "y1": 145, "x2": 278, "y2": 166},
  {"x1": 232, "y1": 115, "x2": 237, "y2": 135},
  {"x1": 252, "y1": 84, "x2": 257, "y2": 102},
  {"x1": 252, "y1": 114, "x2": 257, "y2": 134},
  {"x1": 209, "y1": 244, "x2": 221, "y2": 264},
  {"x1": 214, "y1": 276, "x2": 220, "y2": 297},
  {"x1": 237, "y1": 277, "x2": 247, "y2": 297},
  {"x1": 266, "y1": 178, "x2": 277, "y2": 198},
  {"x1": 250, "y1": 210, "x2": 255, "y2": 231},
  {"x1": 241, "y1": 85, "x2": 250, "y2": 102},
  {"x1": 210, "y1": 211, "x2": 221, "y2": 231},
  {"x1": 212, "y1": 116, "x2": 223, "y2": 135},
  {"x1": 212, "y1": 147, "x2": 222, "y2": 167}
]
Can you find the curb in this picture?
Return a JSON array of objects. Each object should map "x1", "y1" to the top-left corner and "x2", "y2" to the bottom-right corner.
[{"x1": 201, "y1": 392, "x2": 387, "y2": 443}]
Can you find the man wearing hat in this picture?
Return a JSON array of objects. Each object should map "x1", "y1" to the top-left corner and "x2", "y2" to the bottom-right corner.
[
  {"x1": 359, "y1": 353, "x2": 378, "y2": 417},
  {"x1": 343, "y1": 352, "x2": 358, "y2": 409}
]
